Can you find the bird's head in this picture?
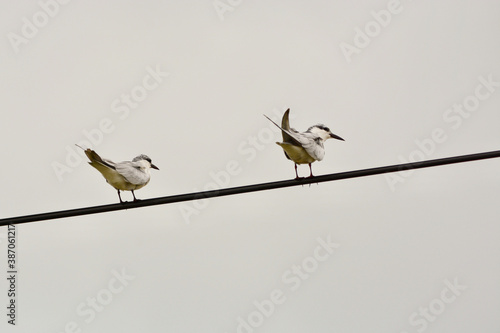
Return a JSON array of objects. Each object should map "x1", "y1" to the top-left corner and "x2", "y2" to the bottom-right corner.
[
  {"x1": 133, "y1": 154, "x2": 160, "y2": 170},
  {"x1": 308, "y1": 125, "x2": 345, "y2": 142}
]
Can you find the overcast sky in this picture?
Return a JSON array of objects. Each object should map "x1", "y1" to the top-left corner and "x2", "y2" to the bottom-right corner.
[{"x1": 1, "y1": 1, "x2": 500, "y2": 332}]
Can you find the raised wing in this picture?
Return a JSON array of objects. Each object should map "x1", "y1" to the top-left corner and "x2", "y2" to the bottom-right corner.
[
  {"x1": 264, "y1": 112, "x2": 303, "y2": 147},
  {"x1": 279, "y1": 109, "x2": 302, "y2": 146}
]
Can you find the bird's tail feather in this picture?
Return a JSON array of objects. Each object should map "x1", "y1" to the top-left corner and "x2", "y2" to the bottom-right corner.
[
  {"x1": 84, "y1": 149, "x2": 104, "y2": 164},
  {"x1": 75, "y1": 144, "x2": 115, "y2": 170}
]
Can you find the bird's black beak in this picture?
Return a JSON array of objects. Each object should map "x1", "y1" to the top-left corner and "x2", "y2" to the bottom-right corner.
[
  {"x1": 151, "y1": 164, "x2": 159, "y2": 170},
  {"x1": 330, "y1": 133, "x2": 345, "y2": 141}
]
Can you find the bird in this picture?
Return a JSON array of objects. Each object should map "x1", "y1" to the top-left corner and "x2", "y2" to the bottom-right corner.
[
  {"x1": 76, "y1": 145, "x2": 159, "y2": 203},
  {"x1": 264, "y1": 109, "x2": 344, "y2": 179}
]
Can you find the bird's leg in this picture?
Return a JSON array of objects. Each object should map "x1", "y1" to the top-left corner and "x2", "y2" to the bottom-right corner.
[
  {"x1": 307, "y1": 163, "x2": 314, "y2": 178},
  {"x1": 117, "y1": 190, "x2": 124, "y2": 203},
  {"x1": 132, "y1": 190, "x2": 140, "y2": 202},
  {"x1": 294, "y1": 164, "x2": 301, "y2": 180}
]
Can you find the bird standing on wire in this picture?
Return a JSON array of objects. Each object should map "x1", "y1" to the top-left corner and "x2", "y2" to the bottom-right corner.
[
  {"x1": 76, "y1": 145, "x2": 159, "y2": 203},
  {"x1": 264, "y1": 109, "x2": 344, "y2": 179}
]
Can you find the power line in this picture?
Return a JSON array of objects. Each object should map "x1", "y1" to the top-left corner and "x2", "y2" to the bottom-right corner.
[{"x1": 1, "y1": 150, "x2": 499, "y2": 226}]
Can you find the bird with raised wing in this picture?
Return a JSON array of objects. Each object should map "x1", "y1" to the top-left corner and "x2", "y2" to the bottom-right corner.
[
  {"x1": 76, "y1": 145, "x2": 159, "y2": 203},
  {"x1": 264, "y1": 109, "x2": 344, "y2": 179}
]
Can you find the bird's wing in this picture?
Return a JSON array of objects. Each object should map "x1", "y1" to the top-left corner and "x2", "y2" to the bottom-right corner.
[
  {"x1": 263, "y1": 112, "x2": 304, "y2": 147},
  {"x1": 299, "y1": 134, "x2": 325, "y2": 161},
  {"x1": 279, "y1": 109, "x2": 302, "y2": 146},
  {"x1": 115, "y1": 161, "x2": 149, "y2": 185}
]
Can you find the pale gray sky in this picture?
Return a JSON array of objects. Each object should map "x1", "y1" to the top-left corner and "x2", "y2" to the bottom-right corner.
[{"x1": 1, "y1": 1, "x2": 500, "y2": 332}]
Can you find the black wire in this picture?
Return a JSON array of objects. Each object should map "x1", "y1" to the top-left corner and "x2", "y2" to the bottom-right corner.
[{"x1": 1, "y1": 150, "x2": 499, "y2": 226}]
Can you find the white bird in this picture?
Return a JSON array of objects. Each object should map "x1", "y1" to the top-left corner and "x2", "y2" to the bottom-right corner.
[
  {"x1": 264, "y1": 109, "x2": 344, "y2": 179},
  {"x1": 76, "y1": 145, "x2": 159, "y2": 203}
]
